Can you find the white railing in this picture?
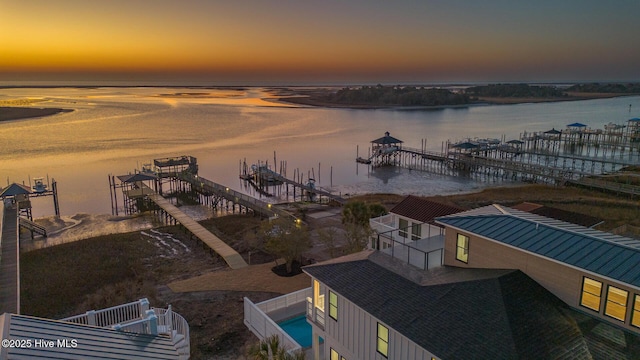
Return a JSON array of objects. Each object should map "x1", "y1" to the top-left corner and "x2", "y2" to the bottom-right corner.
[
  {"x1": 61, "y1": 299, "x2": 190, "y2": 358},
  {"x1": 154, "y1": 306, "x2": 191, "y2": 357},
  {"x1": 113, "y1": 310, "x2": 157, "y2": 335},
  {"x1": 370, "y1": 214, "x2": 396, "y2": 235},
  {"x1": 379, "y1": 235, "x2": 445, "y2": 270},
  {"x1": 244, "y1": 297, "x2": 302, "y2": 351},
  {"x1": 256, "y1": 288, "x2": 311, "y2": 314},
  {"x1": 61, "y1": 298, "x2": 150, "y2": 327},
  {"x1": 306, "y1": 297, "x2": 325, "y2": 327}
]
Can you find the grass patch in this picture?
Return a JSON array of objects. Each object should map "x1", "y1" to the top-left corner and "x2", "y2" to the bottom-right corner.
[{"x1": 21, "y1": 231, "x2": 157, "y2": 318}]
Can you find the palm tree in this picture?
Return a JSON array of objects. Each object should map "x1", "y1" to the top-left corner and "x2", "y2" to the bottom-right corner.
[{"x1": 248, "y1": 334, "x2": 306, "y2": 360}]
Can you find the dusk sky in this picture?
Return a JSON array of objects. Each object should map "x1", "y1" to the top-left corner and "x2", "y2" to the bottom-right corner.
[{"x1": 2, "y1": 0, "x2": 639, "y2": 85}]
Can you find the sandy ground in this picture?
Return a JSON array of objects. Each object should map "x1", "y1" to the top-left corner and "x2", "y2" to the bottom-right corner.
[
  {"x1": 23, "y1": 205, "x2": 218, "y2": 251},
  {"x1": 169, "y1": 261, "x2": 310, "y2": 293},
  {"x1": 23, "y1": 213, "x2": 155, "y2": 251}
]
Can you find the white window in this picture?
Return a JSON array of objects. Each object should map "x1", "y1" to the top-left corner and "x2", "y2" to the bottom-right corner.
[
  {"x1": 605, "y1": 285, "x2": 628, "y2": 321},
  {"x1": 456, "y1": 234, "x2": 469, "y2": 263},
  {"x1": 377, "y1": 322, "x2": 389, "y2": 357},
  {"x1": 399, "y1": 218, "x2": 408, "y2": 238},
  {"x1": 411, "y1": 222, "x2": 421, "y2": 240},
  {"x1": 580, "y1": 277, "x2": 602, "y2": 312}
]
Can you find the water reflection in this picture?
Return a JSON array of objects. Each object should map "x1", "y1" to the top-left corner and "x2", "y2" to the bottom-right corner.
[{"x1": 0, "y1": 87, "x2": 638, "y2": 217}]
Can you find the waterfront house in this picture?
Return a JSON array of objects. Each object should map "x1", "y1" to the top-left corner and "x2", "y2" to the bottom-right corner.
[
  {"x1": 369, "y1": 195, "x2": 464, "y2": 250},
  {"x1": 300, "y1": 205, "x2": 640, "y2": 359}
]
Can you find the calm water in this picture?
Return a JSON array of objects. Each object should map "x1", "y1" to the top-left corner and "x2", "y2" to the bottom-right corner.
[{"x1": 1, "y1": 87, "x2": 638, "y2": 217}]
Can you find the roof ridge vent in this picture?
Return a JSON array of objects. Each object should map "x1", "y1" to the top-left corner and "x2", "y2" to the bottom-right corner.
[{"x1": 493, "y1": 204, "x2": 510, "y2": 214}]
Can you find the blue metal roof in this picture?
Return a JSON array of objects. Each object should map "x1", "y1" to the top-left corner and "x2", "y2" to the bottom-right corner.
[{"x1": 437, "y1": 214, "x2": 640, "y2": 288}]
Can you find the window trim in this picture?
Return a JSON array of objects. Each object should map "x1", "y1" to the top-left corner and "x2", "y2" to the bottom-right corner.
[
  {"x1": 376, "y1": 322, "x2": 389, "y2": 358},
  {"x1": 604, "y1": 285, "x2": 628, "y2": 322},
  {"x1": 456, "y1": 233, "x2": 469, "y2": 263},
  {"x1": 330, "y1": 348, "x2": 339, "y2": 360},
  {"x1": 580, "y1": 276, "x2": 602, "y2": 312},
  {"x1": 411, "y1": 222, "x2": 421, "y2": 240},
  {"x1": 329, "y1": 290, "x2": 338, "y2": 321},
  {"x1": 398, "y1": 218, "x2": 408, "y2": 238},
  {"x1": 632, "y1": 294, "x2": 640, "y2": 328}
]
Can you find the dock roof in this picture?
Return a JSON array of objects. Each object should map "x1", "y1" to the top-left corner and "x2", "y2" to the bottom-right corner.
[
  {"x1": 0, "y1": 183, "x2": 32, "y2": 197},
  {"x1": 436, "y1": 205, "x2": 640, "y2": 288},
  {"x1": 371, "y1": 131, "x2": 403, "y2": 144},
  {"x1": 116, "y1": 172, "x2": 157, "y2": 183}
]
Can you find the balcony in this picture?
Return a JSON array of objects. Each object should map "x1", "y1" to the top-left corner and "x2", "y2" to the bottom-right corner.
[
  {"x1": 306, "y1": 295, "x2": 325, "y2": 328},
  {"x1": 60, "y1": 298, "x2": 190, "y2": 359}
]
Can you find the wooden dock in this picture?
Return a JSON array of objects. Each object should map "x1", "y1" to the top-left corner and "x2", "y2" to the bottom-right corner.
[
  {"x1": 147, "y1": 192, "x2": 248, "y2": 269},
  {"x1": 0, "y1": 202, "x2": 20, "y2": 314},
  {"x1": 252, "y1": 168, "x2": 346, "y2": 205}
]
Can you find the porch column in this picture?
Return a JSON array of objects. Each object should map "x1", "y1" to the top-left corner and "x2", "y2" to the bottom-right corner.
[{"x1": 312, "y1": 331, "x2": 320, "y2": 360}]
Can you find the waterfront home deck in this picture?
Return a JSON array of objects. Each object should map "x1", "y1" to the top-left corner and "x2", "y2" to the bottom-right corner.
[{"x1": 1, "y1": 298, "x2": 190, "y2": 359}]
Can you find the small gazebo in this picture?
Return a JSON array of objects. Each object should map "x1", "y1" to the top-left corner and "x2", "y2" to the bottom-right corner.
[
  {"x1": 371, "y1": 131, "x2": 403, "y2": 154},
  {"x1": 0, "y1": 183, "x2": 34, "y2": 218}
]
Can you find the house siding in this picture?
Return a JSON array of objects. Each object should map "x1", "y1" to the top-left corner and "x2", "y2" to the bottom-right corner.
[
  {"x1": 309, "y1": 279, "x2": 437, "y2": 360},
  {"x1": 444, "y1": 229, "x2": 640, "y2": 334}
]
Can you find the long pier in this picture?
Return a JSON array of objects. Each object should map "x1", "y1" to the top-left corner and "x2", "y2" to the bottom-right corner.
[
  {"x1": 250, "y1": 168, "x2": 346, "y2": 205},
  {"x1": 176, "y1": 172, "x2": 297, "y2": 220},
  {"x1": 362, "y1": 125, "x2": 640, "y2": 197},
  {"x1": 0, "y1": 202, "x2": 20, "y2": 314},
  {"x1": 146, "y1": 190, "x2": 248, "y2": 269}
]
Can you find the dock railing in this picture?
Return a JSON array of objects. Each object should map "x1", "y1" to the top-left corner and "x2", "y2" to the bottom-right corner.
[{"x1": 179, "y1": 172, "x2": 298, "y2": 222}]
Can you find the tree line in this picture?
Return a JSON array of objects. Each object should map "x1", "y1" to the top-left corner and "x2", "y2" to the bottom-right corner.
[
  {"x1": 464, "y1": 83, "x2": 566, "y2": 98},
  {"x1": 321, "y1": 85, "x2": 470, "y2": 106},
  {"x1": 565, "y1": 83, "x2": 640, "y2": 93}
]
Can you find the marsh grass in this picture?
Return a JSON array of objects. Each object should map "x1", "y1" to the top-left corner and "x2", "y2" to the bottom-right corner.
[{"x1": 21, "y1": 231, "x2": 157, "y2": 318}]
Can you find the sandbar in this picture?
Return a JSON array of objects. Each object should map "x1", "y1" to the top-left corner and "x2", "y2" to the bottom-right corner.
[{"x1": 0, "y1": 107, "x2": 73, "y2": 122}]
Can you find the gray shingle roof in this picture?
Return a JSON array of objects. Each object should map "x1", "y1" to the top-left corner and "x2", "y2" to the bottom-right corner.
[
  {"x1": 0, "y1": 313, "x2": 180, "y2": 359},
  {"x1": 304, "y1": 259, "x2": 594, "y2": 359},
  {"x1": 437, "y1": 213, "x2": 640, "y2": 288}
]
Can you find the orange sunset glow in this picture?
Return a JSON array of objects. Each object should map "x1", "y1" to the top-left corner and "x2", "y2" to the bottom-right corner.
[{"x1": 1, "y1": 0, "x2": 639, "y2": 84}]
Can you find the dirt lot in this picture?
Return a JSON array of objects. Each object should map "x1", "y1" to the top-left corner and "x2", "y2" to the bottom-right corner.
[{"x1": 20, "y1": 184, "x2": 640, "y2": 359}]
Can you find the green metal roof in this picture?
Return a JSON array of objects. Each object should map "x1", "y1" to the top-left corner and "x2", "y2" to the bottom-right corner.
[{"x1": 437, "y1": 213, "x2": 640, "y2": 288}]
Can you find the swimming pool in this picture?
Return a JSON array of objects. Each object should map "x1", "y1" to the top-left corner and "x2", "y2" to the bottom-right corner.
[{"x1": 277, "y1": 314, "x2": 312, "y2": 348}]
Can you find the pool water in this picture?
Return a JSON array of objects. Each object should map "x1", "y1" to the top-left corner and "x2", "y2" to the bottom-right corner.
[{"x1": 277, "y1": 315, "x2": 312, "y2": 348}]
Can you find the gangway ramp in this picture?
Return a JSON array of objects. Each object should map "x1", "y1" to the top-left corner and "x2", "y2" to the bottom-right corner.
[
  {"x1": 147, "y1": 193, "x2": 248, "y2": 269},
  {"x1": 253, "y1": 169, "x2": 346, "y2": 205},
  {"x1": 1, "y1": 202, "x2": 20, "y2": 314}
]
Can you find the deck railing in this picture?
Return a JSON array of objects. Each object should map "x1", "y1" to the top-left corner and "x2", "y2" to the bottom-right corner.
[
  {"x1": 376, "y1": 229, "x2": 445, "y2": 270},
  {"x1": 244, "y1": 297, "x2": 302, "y2": 351},
  {"x1": 60, "y1": 299, "x2": 190, "y2": 357},
  {"x1": 256, "y1": 288, "x2": 311, "y2": 314},
  {"x1": 61, "y1": 298, "x2": 150, "y2": 327},
  {"x1": 154, "y1": 305, "x2": 191, "y2": 357},
  {"x1": 306, "y1": 297, "x2": 325, "y2": 328}
]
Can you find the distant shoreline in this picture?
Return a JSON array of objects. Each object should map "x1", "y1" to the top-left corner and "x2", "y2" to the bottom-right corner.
[
  {"x1": 276, "y1": 90, "x2": 638, "y2": 109},
  {"x1": 0, "y1": 107, "x2": 73, "y2": 122}
]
